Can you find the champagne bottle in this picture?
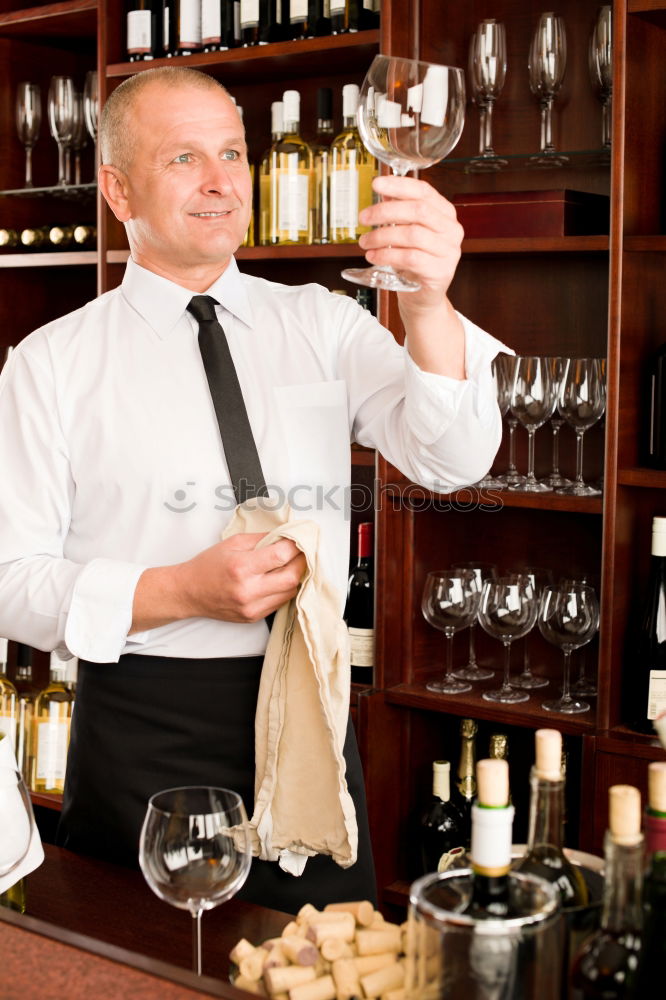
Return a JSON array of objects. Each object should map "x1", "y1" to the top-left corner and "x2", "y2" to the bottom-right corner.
[
  {"x1": 0, "y1": 228, "x2": 20, "y2": 249},
  {"x1": 201, "y1": 0, "x2": 239, "y2": 50},
  {"x1": 626, "y1": 516, "x2": 666, "y2": 733},
  {"x1": 329, "y1": 0, "x2": 358, "y2": 33},
  {"x1": 240, "y1": 0, "x2": 283, "y2": 45},
  {"x1": 30, "y1": 651, "x2": 74, "y2": 794},
  {"x1": 570, "y1": 785, "x2": 644, "y2": 999},
  {"x1": 329, "y1": 83, "x2": 376, "y2": 243},
  {"x1": 49, "y1": 225, "x2": 75, "y2": 249},
  {"x1": 20, "y1": 227, "x2": 50, "y2": 250},
  {"x1": 73, "y1": 224, "x2": 97, "y2": 248},
  {"x1": 14, "y1": 644, "x2": 38, "y2": 786},
  {"x1": 419, "y1": 760, "x2": 465, "y2": 875},
  {"x1": 344, "y1": 520, "x2": 375, "y2": 686},
  {"x1": 514, "y1": 729, "x2": 589, "y2": 907},
  {"x1": 126, "y1": 0, "x2": 163, "y2": 60},
  {"x1": 489, "y1": 731, "x2": 512, "y2": 803},
  {"x1": 462, "y1": 758, "x2": 518, "y2": 918},
  {"x1": 630, "y1": 762, "x2": 666, "y2": 994},
  {"x1": 259, "y1": 101, "x2": 284, "y2": 246},
  {"x1": 0, "y1": 638, "x2": 17, "y2": 754},
  {"x1": 311, "y1": 87, "x2": 333, "y2": 244},
  {"x1": 455, "y1": 717, "x2": 477, "y2": 847},
  {"x1": 273, "y1": 90, "x2": 312, "y2": 245}
]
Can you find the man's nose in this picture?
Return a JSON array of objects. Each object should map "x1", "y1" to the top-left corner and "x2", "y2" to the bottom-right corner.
[{"x1": 202, "y1": 158, "x2": 235, "y2": 194}]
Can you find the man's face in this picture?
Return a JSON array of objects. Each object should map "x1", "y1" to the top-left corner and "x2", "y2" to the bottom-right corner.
[{"x1": 120, "y1": 83, "x2": 252, "y2": 281}]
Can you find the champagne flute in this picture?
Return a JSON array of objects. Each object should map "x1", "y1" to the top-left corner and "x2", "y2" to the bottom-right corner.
[
  {"x1": 538, "y1": 583, "x2": 599, "y2": 714},
  {"x1": 556, "y1": 358, "x2": 606, "y2": 496},
  {"x1": 589, "y1": 6, "x2": 612, "y2": 150},
  {"x1": 496, "y1": 354, "x2": 526, "y2": 488},
  {"x1": 541, "y1": 356, "x2": 572, "y2": 489},
  {"x1": 466, "y1": 20, "x2": 508, "y2": 173},
  {"x1": 15, "y1": 83, "x2": 41, "y2": 189},
  {"x1": 528, "y1": 13, "x2": 568, "y2": 167},
  {"x1": 48, "y1": 76, "x2": 75, "y2": 187},
  {"x1": 509, "y1": 356, "x2": 556, "y2": 492},
  {"x1": 0, "y1": 767, "x2": 35, "y2": 878},
  {"x1": 478, "y1": 575, "x2": 537, "y2": 704},
  {"x1": 70, "y1": 89, "x2": 87, "y2": 186},
  {"x1": 422, "y1": 571, "x2": 480, "y2": 694},
  {"x1": 139, "y1": 786, "x2": 252, "y2": 976},
  {"x1": 83, "y1": 70, "x2": 99, "y2": 143},
  {"x1": 342, "y1": 55, "x2": 465, "y2": 292},
  {"x1": 451, "y1": 562, "x2": 497, "y2": 681}
]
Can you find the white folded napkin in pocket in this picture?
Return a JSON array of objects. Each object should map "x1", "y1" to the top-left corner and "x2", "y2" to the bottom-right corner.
[{"x1": 0, "y1": 734, "x2": 44, "y2": 894}]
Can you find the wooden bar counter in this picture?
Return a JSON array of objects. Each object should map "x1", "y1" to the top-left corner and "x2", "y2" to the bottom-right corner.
[{"x1": 0, "y1": 844, "x2": 291, "y2": 999}]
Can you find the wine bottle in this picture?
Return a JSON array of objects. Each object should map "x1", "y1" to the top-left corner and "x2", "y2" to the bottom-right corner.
[
  {"x1": 344, "y1": 520, "x2": 375, "y2": 685},
  {"x1": 201, "y1": 0, "x2": 239, "y2": 50},
  {"x1": 329, "y1": 0, "x2": 359, "y2": 33},
  {"x1": 454, "y1": 717, "x2": 477, "y2": 847},
  {"x1": 272, "y1": 90, "x2": 312, "y2": 245},
  {"x1": 240, "y1": 0, "x2": 283, "y2": 45},
  {"x1": 259, "y1": 101, "x2": 284, "y2": 246},
  {"x1": 14, "y1": 644, "x2": 38, "y2": 786},
  {"x1": 126, "y1": 0, "x2": 164, "y2": 61},
  {"x1": 570, "y1": 785, "x2": 644, "y2": 999},
  {"x1": 358, "y1": 0, "x2": 379, "y2": 29},
  {"x1": 329, "y1": 83, "x2": 377, "y2": 243},
  {"x1": 49, "y1": 225, "x2": 75, "y2": 249},
  {"x1": 0, "y1": 228, "x2": 20, "y2": 249},
  {"x1": 0, "y1": 638, "x2": 17, "y2": 754},
  {"x1": 419, "y1": 759, "x2": 465, "y2": 874},
  {"x1": 242, "y1": 162, "x2": 256, "y2": 247},
  {"x1": 626, "y1": 516, "x2": 666, "y2": 733},
  {"x1": 73, "y1": 224, "x2": 97, "y2": 248},
  {"x1": 630, "y1": 762, "x2": 666, "y2": 994},
  {"x1": 30, "y1": 651, "x2": 74, "y2": 794},
  {"x1": 165, "y1": 0, "x2": 202, "y2": 55},
  {"x1": 0, "y1": 879, "x2": 26, "y2": 913},
  {"x1": 311, "y1": 87, "x2": 333, "y2": 244},
  {"x1": 514, "y1": 729, "x2": 589, "y2": 907},
  {"x1": 20, "y1": 227, "x2": 50, "y2": 250},
  {"x1": 286, "y1": 0, "x2": 321, "y2": 39},
  {"x1": 462, "y1": 758, "x2": 518, "y2": 918}
]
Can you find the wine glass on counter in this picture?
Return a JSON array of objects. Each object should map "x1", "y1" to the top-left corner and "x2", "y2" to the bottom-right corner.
[
  {"x1": 48, "y1": 76, "x2": 75, "y2": 187},
  {"x1": 139, "y1": 786, "x2": 252, "y2": 976},
  {"x1": 511, "y1": 566, "x2": 553, "y2": 690},
  {"x1": 509, "y1": 355, "x2": 556, "y2": 492},
  {"x1": 0, "y1": 767, "x2": 35, "y2": 879},
  {"x1": 477, "y1": 574, "x2": 537, "y2": 704},
  {"x1": 421, "y1": 571, "x2": 480, "y2": 694},
  {"x1": 466, "y1": 19, "x2": 508, "y2": 173},
  {"x1": 541, "y1": 356, "x2": 572, "y2": 489},
  {"x1": 538, "y1": 582, "x2": 599, "y2": 714},
  {"x1": 451, "y1": 562, "x2": 497, "y2": 681},
  {"x1": 528, "y1": 12, "x2": 568, "y2": 167},
  {"x1": 342, "y1": 54, "x2": 465, "y2": 292},
  {"x1": 589, "y1": 5, "x2": 613, "y2": 151},
  {"x1": 15, "y1": 82, "x2": 41, "y2": 189},
  {"x1": 556, "y1": 357, "x2": 606, "y2": 496}
]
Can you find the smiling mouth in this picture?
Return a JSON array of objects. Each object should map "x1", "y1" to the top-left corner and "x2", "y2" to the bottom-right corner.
[{"x1": 190, "y1": 211, "x2": 231, "y2": 218}]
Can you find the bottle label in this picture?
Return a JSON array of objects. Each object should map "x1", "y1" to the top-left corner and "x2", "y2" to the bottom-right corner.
[
  {"x1": 0, "y1": 713, "x2": 17, "y2": 749},
  {"x1": 201, "y1": 0, "x2": 222, "y2": 41},
  {"x1": 290, "y1": 0, "x2": 308, "y2": 21},
  {"x1": 163, "y1": 6, "x2": 170, "y2": 50},
  {"x1": 178, "y1": 0, "x2": 201, "y2": 47},
  {"x1": 277, "y1": 168, "x2": 309, "y2": 237},
  {"x1": 330, "y1": 1, "x2": 344, "y2": 13},
  {"x1": 240, "y1": 0, "x2": 260, "y2": 28},
  {"x1": 127, "y1": 10, "x2": 152, "y2": 54},
  {"x1": 330, "y1": 168, "x2": 360, "y2": 231},
  {"x1": 349, "y1": 626, "x2": 375, "y2": 667},
  {"x1": 470, "y1": 803, "x2": 514, "y2": 876},
  {"x1": 647, "y1": 670, "x2": 666, "y2": 720},
  {"x1": 35, "y1": 719, "x2": 69, "y2": 785}
]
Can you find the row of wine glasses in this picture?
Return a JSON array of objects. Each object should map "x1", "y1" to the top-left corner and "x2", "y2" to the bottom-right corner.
[
  {"x1": 15, "y1": 72, "x2": 98, "y2": 189},
  {"x1": 479, "y1": 355, "x2": 606, "y2": 497},
  {"x1": 467, "y1": 7, "x2": 612, "y2": 174},
  {"x1": 422, "y1": 569, "x2": 599, "y2": 715}
]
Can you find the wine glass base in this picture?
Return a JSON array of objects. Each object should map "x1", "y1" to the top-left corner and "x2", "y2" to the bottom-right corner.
[
  {"x1": 571, "y1": 680, "x2": 597, "y2": 697},
  {"x1": 465, "y1": 156, "x2": 508, "y2": 174},
  {"x1": 542, "y1": 697, "x2": 590, "y2": 714},
  {"x1": 482, "y1": 688, "x2": 530, "y2": 704},
  {"x1": 426, "y1": 678, "x2": 472, "y2": 694},
  {"x1": 511, "y1": 673, "x2": 549, "y2": 689},
  {"x1": 527, "y1": 153, "x2": 570, "y2": 169},
  {"x1": 555, "y1": 483, "x2": 602, "y2": 497},
  {"x1": 342, "y1": 265, "x2": 420, "y2": 293},
  {"x1": 473, "y1": 475, "x2": 506, "y2": 490},
  {"x1": 541, "y1": 473, "x2": 573, "y2": 488},
  {"x1": 452, "y1": 664, "x2": 495, "y2": 681},
  {"x1": 508, "y1": 480, "x2": 553, "y2": 493},
  {"x1": 496, "y1": 472, "x2": 527, "y2": 488}
]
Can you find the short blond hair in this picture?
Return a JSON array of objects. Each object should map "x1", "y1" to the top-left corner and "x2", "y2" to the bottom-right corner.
[{"x1": 99, "y1": 67, "x2": 234, "y2": 172}]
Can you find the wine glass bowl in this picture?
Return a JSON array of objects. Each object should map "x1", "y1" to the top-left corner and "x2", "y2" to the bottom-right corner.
[
  {"x1": 528, "y1": 13, "x2": 568, "y2": 167},
  {"x1": 422, "y1": 571, "x2": 480, "y2": 694},
  {"x1": 15, "y1": 82, "x2": 41, "y2": 189},
  {"x1": 538, "y1": 583, "x2": 599, "y2": 714},
  {"x1": 139, "y1": 786, "x2": 252, "y2": 975},
  {"x1": 48, "y1": 75, "x2": 75, "y2": 186},
  {"x1": 509, "y1": 356, "x2": 556, "y2": 492},
  {"x1": 478, "y1": 575, "x2": 538, "y2": 703},
  {"x1": 556, "y1": 358, "x2": 606, "y2": 496},
  {"x1": 342, "y1": 54, "x2": 465, "y2": 292},
  {"x1": 466, "y1": 19, "x2": 508, "y2": 173},
  {"x1": 0, "y1": 767, "x2": 35, "y2": 878}
]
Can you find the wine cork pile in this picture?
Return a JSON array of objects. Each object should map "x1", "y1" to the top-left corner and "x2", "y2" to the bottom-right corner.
[{"x1": 229, "y1": 901, "x2": 408, "y2": 1000}]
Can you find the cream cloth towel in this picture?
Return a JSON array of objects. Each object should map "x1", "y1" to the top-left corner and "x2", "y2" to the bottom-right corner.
[
  {"x1": 0, "y1": 735, "x2": 44, "y2": 893},
  {"x1": 222, "y1": 499, "x2": 358, "y2": 876}
]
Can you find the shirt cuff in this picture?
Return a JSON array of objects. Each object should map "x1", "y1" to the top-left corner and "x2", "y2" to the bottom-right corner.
[
  {"x1": 404, "y1": 311, "x2": 513, "y2": 446},
  {"x1": 64, "y1": 558, "x2": 148, "y2": 663}
]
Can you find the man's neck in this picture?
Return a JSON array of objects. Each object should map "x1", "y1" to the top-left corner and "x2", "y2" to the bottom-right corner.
[{"x1": 130, "y1": 250, "x2": 232, "y2": 292}]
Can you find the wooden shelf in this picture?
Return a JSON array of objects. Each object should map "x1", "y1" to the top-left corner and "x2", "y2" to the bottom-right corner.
[
  {"x1": 385, "y1": 683, "x2": 598, "y2": 736},
  {"x1": 624, "y1": 235, "x2": 666, "y2": 252},
  {"x1": 462, "y1": 236, "x2": 609, "y2": 256},
  {"x1": 106, "y1": 29, "x2": 380, "y2": 85},
  {"x1": 0, "y1": 251, "x2": 97, "y2": 267},
  {"x1": 0, "y1": 0, "x2": 97, "y2": 41},
  {"x1": 351, "y1": 445, "x2": 376, "y2": 467},
  {"x1": 617, "y1": 467, "x2": 666, "y2": 488},
  {"x1": 30, "y1": 791, "x2": 63, "y2": 812},
  {"x1": 597, "y1": 727, "x2": 666, "y2": 759}
]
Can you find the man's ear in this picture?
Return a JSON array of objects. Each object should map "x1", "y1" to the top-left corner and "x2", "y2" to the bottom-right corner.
[{"x1": 98, "y1": 164, "x2": 132, "y2": 223}]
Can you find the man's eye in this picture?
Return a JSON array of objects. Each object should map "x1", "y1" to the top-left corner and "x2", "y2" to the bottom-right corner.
[
  {"x1": 222, "y1": 150, "x2": 240, "y2": 161},
  {"x1": 173, "y1": 153, "x2": 192, "y2": 163}
]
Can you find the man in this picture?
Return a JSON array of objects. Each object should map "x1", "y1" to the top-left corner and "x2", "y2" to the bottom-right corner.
[{"x1": 0, "y1": 67, "x2": 507, "y2": 911}]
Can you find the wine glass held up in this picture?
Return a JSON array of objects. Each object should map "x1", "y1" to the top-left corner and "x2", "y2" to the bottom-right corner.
[
  {"x1": 15, "y1": 83, "x2": 41, "y2": 189},
  {"x1": 422, "y1": 571, "x2": 480, "y2": 695},
  {"x1": 528, "y1": 12, "x2": 568, "y2": 168},
  {"x1": 477, "y1": 574, "x2": 538, "y2": 704},
  {"x1": 466, "y1": 19, "x2": 508, "y2": 173},
  {"x1": 139, "y1": 786, "x2": 252, "y2": 976},
  {"x1": 538, "y1": 582, "x2": 599, "y2": 714},
  {"x1": 342, "y1": 54, "x2": 466, "y2": 293}
]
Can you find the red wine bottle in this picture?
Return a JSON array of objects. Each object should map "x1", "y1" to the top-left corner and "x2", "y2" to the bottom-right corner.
[
  {"x1": 344, "y1": 521, "x2": 374, "y2": 686},
  {"x1": 626, "y1": 516, "x2": 666, "y2": 733},
  {"x1": 201, "y1": 0, "x2": 240, "y2": 50},
  {"x1": 126, "y1": 0, "x2": 163, "y2": 61},
  {"x1": 418, "y1": 760, "x2": 465, "y2": 874}
]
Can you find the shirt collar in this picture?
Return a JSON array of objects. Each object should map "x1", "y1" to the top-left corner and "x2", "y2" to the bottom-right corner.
[{"x1": 121, "y1": 256, "x2": 253, "y2": 338}]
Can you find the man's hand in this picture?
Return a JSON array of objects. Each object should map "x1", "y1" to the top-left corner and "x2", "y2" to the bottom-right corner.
[{"x1": 130, "y1": 533, "x2": 306, "y2": 633}]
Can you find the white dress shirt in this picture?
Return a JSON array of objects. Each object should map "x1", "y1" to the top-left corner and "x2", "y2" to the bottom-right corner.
[{"x1": 0, "y1": 257, "x2": 507, "y2": 663}]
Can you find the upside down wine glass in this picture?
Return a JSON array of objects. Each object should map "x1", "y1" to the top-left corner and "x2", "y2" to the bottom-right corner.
[
  {"x1": 422, "y1": 571, "x2": 479, "y2": 694},
  {"x1": 342, "y1": 55, "x2": 465, "y2": 293}
]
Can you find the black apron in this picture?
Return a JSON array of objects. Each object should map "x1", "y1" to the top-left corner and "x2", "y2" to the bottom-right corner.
[{"x1": 56, "y1": 654, "x2": 377, "y2": 912}]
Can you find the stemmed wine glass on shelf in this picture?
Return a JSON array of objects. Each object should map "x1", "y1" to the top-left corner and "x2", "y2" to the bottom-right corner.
[
  {"x1": 421, "y1": 571, "x2": 480, "y2": 694},
  {"x1": 511, "y1": 566, "x2": 553, "y2": 690},
  {"x1": 0, "y1": 767, "x2": 35, "y2": 879},
  {"x1": 509, "y1": 355, "x2": 556, "y2": 492},
  {"x1": 451, "y1": 562, "x2": 497, "y2": 682},
  {"x1": 538, "y1": 582, "x2": 599, "y2": 714},
  {"x1": 48, "y1": 76, "x2": 75, "y2": 187},
  {"x1": 589, "y1": 5, "x2": 613, "y2": 152},
  {"x1": 477, "y1": 574, "x2": 538, "y2": 704},
  {"x1": 541, "y1": 356, "x2": 572, "y2": 489},
  {"x1": 15, "y1": 83, "x2": 41, "y2": 189},
  {"x1": 83, "y1": 70, "x2": 99, "y2": 144},
  {"x1": 476, "y1": 356, "x2": 511, "y2": 490},
  {"x1": 466, "y1": 19, "x2": 508, "y2": 173},
  {"x1": 342, "y1": 54, "x2": 465, "y2": 292},
  {"x1": 139, "y1": 786, "x2": 252, "y2": 976},
  {"x1": 528, "y1": 12, "x2": 568, "y2": 167},
  {"x1": 70, "y1": 89, "x2": 87, "y2": 186},
  {"x1": 496, "y1": 354, "x2": 526, "y2": 488},
  {"x1": 556, "y1": 357, "x2": 606, "y2": 496}
]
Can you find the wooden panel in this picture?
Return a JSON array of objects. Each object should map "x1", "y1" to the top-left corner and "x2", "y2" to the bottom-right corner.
[{"x1": 592, "y1": 748, "x2": 666, "y2": 852}]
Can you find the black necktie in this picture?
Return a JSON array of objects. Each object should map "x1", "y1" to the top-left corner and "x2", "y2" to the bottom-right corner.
[{"x1": 188, "y1": 295, "x2": 268, "y2": 505}]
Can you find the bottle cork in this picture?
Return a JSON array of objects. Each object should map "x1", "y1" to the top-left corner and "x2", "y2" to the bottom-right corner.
[
  {"x1": 476, "y1": 758, "x2": 509, "y2": 807},
  {"x1": 608, "y1": 784, "x2": 642, "y2": 845},
  {"x1": 534, "y1": 729, "x2": 563, "y2": 781},
  {"x1": 648, "y1": 761, "x2": 666, "y2": 815}
]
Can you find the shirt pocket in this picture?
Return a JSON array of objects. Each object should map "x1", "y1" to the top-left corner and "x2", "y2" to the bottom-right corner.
[{"x1": 273, "y1": 380, "x2": 351, "y2": 494}]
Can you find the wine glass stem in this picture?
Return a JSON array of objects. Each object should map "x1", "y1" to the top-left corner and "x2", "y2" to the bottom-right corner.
[
  {"x1": 502, "y1": 640, "x2": 512, "y2": 693},
  {"x1": 507, "y1": 420, "x2": 518, "y2": 475},
  {"x1": 523, "y1": 635, "x2": 532, "y2": 677},
  {"x1": 477, "y1": 104, "x2": 487, "y2": 156},
  {"x1": 444, "y1": 631, "x2": 454, "y2": 681},
  {"x1": 551, "y1": 422, "x2": 562, "y2": 475},
  {"x1": 468, "y1": 622, "x2": 477, "y2": 667},
  {"x1": 540, "y1": 98, "x2": 554, "y2": 154},
  {"x1": 602, "y1": 96, "x2": 611, "y2": 148},
  {"x1": 561, "y1": 648, "x2": 573, "y2": 703},
  {"x1": 25, "y1": 146, "x2": 33, "y2": 188},
  {"x1": 574, "y1": 428, "x2": 586, "y2": 486},
  {"x1": 577, "y1": 648, "x2": 587, "y2": 683},
  {"x1": 484, "y1": 99, "x2": 495, "y2": 155},
  {"x1": 75, "y1": 153, "x2": 82, "y2": 186},
  {"x1": 192, "y1": 910, "x2": 203, "y2": 975},
  {"x1": 57, "y1": 143, "x2": 67, "y2": 186},
  {"x1": 526, "y1": 427, "x2": 537, "y2": 484}
]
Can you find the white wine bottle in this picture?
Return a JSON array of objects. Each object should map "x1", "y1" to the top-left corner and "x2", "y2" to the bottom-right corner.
[
  {"x1": 329, "y1": 83, "x2": 376, "y2": 243},
  {"x1": 30, "y1": 651, "x2": 74, "y2": 794},
  {"x1": 0, "y1": 638, "x2": 17, "y2": 754},
  {"x1": 259, "y1": 101, "x2": 283, "y2": 246},
  {"x1": 462, "y1": 758, "x2": 518, "y2": 918},
  {"x1": 273, "y1": 90, "x2": 312, "y2": 245},
  {"x1": 311, "y1": 87, "x2": 334, "y2": 244},
  {"x1": 14, "y1": 644, "x2": 38, "y2": 786}
]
